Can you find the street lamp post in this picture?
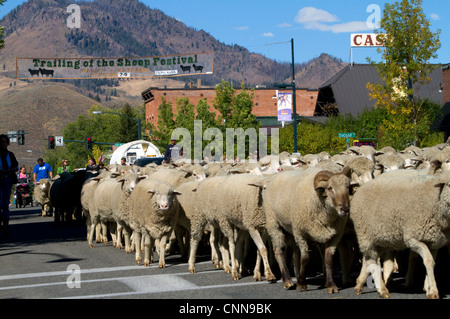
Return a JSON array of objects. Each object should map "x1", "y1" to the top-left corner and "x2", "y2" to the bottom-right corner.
[{"x1": 92, "y1": 110, "x2": 141, "y2": 140}]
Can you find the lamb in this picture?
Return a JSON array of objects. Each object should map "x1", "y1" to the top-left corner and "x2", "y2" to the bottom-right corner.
[
  {"x1": 187, "y1": 174, "x2": 277, "y2": 282},
  {"x1": 126, "y1": 178, "x2": 180, "y2": 267},
  {"x1": 33, "y1": 178, "x2": 53, "y2": 217},
  {"x1": 262, "y1": 166, "x2": 352, "y2": 293},
  {"x1": 350, "y1": 169, "x2": 450, "y2": 299}
]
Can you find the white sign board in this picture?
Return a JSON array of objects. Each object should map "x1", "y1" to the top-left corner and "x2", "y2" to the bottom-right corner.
[
  {"x1": 350, "y1": 33, "x2": 385, "y2": 47},
  {"x1": 55, "y1": 136, "x2": 64, "y2": 147}
]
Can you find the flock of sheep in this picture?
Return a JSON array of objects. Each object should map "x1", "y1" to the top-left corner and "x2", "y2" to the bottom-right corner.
[{"x1": 33, "y1": 141, "x2": 450, "y2": 299}]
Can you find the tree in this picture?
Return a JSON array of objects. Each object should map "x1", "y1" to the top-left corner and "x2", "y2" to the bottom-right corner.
[
  {"x1": 148, "y1": 97, "x2": 176, "y2": 151},
  {"x1": 0, "y1": 1, "x2": 6, "y2": 51},
  {"x1": 367, "y1": 0, "x2": 441, "y2": 148},
  {"x1": 119, "y1": 103, "x2": 139, "y2": 142}
]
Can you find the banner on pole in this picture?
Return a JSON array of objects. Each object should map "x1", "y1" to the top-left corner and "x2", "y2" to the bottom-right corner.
[
  {"x1": 277, "y1": 92, "x2": 292, "y2": 122},
  {"x1": 16, "y1": 52, "x2": 214, "y2": 79}
]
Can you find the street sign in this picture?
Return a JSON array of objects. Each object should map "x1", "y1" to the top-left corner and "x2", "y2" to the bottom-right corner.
[
  {"x1": 338, "y1": 132, "x2": 356, "y2": 138},
  {"x1": 8, "y1": 131, "x2": 17, "y2": 143},
  {"x1": 55, "y1": 136, "x2": 64, "y2": 147}
]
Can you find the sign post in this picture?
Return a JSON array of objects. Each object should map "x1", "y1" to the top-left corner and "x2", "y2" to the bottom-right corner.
[{"x1": 339, "y1": 132, "x2": 356, "y2": 149}]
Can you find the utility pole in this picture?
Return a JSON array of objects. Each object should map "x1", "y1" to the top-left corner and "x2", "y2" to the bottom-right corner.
[{"x1": 291, "y1": 38, "x2": 297, "y2": 153}]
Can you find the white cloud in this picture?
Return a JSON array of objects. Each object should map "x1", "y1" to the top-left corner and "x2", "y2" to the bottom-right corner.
[
  {"x1": 295, "y1": 6, "x2": 371, "y2": 33},
  {"x1": 277, "y1": 22, "x2": 292, "y2": 28},
  {"x1": 295, "y1": 7, "x2": 338, "y2": 24},
  {"x1": 430, "y1": 13, "x2": 440, "y2": 20},
  {"x1": 234, "y1": 26, "x2": 249, "y2": 31},
  {"x1": 262, "y1": 32, "x2": 274, "y2": 37}
]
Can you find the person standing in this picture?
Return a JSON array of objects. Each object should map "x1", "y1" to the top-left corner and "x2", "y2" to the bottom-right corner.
[
  {"x1": 33, "y1": 158, "x2": 53, "y2": 184},
  {"x1": 86, "y1": 158, "x2": 99, "y2": 172},
  {"x1": 0, "y1": 134, "x2": 19, "y2": 237},
  {"x1": 56, "y1": 159, "x2": 74, "y2": 175},
  {"x1": 163, "y1": 138, "x2": 180, "y2": 164}
]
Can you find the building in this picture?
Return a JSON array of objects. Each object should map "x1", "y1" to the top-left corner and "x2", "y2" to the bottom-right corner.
[
  {"x1": 315, "y1": 64, "x2": 443, "y2": 117},
  {"x1": 141, "y1": 85, "x2": 319, "y2": 131},
  {"x1": 432, "y1": 64, "x2": 450, "y2": 140}
]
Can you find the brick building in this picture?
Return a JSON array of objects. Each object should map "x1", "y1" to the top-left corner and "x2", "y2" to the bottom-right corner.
[{"x1": 141, "y1": 85, "x2": 318, "y2": 129}]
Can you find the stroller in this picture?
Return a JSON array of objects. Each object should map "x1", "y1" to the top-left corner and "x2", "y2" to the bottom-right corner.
[{"x1": 15, "y1": 183, "x2": 34, "y2": 208}]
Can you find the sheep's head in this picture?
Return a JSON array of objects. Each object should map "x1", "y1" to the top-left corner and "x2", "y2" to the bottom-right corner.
[
  {"x1": 314, "y1": 167, "x2": 351, "y2": 217},
  {"x1": 118, "y1": 172, "x2": 146, "y2": 194},
  {"x1": 147, "y1": 182, "x2": 181, "y2": 211}
]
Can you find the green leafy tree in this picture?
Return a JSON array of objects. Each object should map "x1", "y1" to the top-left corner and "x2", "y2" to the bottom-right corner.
[
  {"x1": 367, "y1": 0, "x2": 441, "y2": 148},
  {"x1": 148, "y1": 97, "x2": 176, "y2": 152}
]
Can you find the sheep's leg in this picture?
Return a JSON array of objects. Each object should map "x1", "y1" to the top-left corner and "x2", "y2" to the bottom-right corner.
[
  {"x1": 381, "y1": 251, "x2": 395, "y2": 286},
  {"x1": 354, "y1": 257, "x2": 369, "y2": 295},
  {"x1": 122, "y1": 224, "x2": 133, "y2": 254},
  {"x1": 221, "y1": 224, "x2": 239, "y2": 280},
  {"x1": 101, "y1": 221, "x2": 108, "y2": 244},
  {"x1": 408, "y1": 239, "x2": 439, "y2": 299},
  {"x1": 235, "y1": 230, "x2": 247, "y2": 276},
  {"x1": 296, "y1": 237, "x2": 310, "y2": 292},
  {"x1": 247, "y1": 227, "x2": 276, "y2": 282},
  {"x1": 88, "y1": 217, "x2": 98, "y2": 248},
  {"x1": 209, "y1": 227, "x2": 221, "y2": 268},
  {"x1": 158, "y1": 234, "x2": 168, "y2": 268},
  {"x1": 116, "y1": 222, "x2": 124, "y2": 249},
  {"x1": 109, "y1": 221, "x2": 117, "y2": 246},
  {"x1": 134, "y1": 230, "x2": 142, "y2": 265},
  {"x1": 405, "y1": 250, "x2": 419, "y2": 288},
  {"x1": 188, "y1": 220, "x2": 206, "y2": 274},
  {"x1": 271, "y1": 229, "x2": 294, "y2": 289},
  {"x1": 219, "y1": 232, "x2": 232, "y2": 274},
  {"x1": 143, "y1": 234, "x2": 153, "y2": 267},
  {"x1": 95, "y1": 223, "x2": 102, "y2": 243},
  {"x1": 324, "y1": 243, "x2": 338, "y2": 294}
]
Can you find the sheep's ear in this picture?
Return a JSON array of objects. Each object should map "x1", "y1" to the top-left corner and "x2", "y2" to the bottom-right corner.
[
  {"x1": 138, "y1": 175, "x2": 147, "y2": 181},
  {"x1": 173, "y1": 190, "x2": 182, "y2": 196},
  {"x1": 341, "y1": 166, "x2": 352, "y2": 178},
  {"x1": 147, "y1": 189, "x2": 155, "y2": 194},
  {"x1": 431, "y1": 159, "x2": 442, "y2": 169}
]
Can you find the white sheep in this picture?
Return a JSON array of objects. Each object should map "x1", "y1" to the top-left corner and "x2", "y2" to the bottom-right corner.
[
  {"x1": 187, "y1": 174, "x2": 277, "y2": 282},
  {"x1": 33, "y1": 178, "x2": 53, "y2": 217},
  {"x1": 126, "y1": 178, "x2": 180, "y2": 267},
  {"x1": 350, "y1": 169, "x2": 450, "y2": 299},
  {"x1": 262, "y1": 166, "x2": 352, "y2": 293}
]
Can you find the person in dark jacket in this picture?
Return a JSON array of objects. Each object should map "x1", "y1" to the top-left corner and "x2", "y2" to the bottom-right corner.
[
  {"x1": 163, "y1": 138, "x2": 180, "y2": 164},
  {"x1": 0, "y1": 134, "x2": 19, "y2": 237}
]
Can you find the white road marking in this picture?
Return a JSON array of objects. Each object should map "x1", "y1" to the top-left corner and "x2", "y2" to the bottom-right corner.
[{"x1": 0, "y1": 261, "x2": 279, "y2": 298}]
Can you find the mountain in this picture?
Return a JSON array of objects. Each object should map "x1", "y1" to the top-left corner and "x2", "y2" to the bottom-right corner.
[{"x1": 0, "y1": 0, "x2": 345, "y2": 88}]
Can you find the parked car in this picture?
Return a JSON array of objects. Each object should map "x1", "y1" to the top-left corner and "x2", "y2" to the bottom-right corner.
[{"x1": 134, "y1": 156, "x2": 164, "y2": 167}]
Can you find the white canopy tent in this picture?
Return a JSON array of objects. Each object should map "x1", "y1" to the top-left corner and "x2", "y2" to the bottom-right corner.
[{"x1": 109, "y1": 140, "x2": 162, "y2": 165}]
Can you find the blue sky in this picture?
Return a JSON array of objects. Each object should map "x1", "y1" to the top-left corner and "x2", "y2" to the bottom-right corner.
[{"x1": 1, "y1": 0, "x2": 448, "y2": 64}]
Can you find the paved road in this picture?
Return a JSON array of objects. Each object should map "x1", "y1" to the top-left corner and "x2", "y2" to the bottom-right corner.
[{"x1": 1, "y1": 206, "x2": 449, "y2": 306}]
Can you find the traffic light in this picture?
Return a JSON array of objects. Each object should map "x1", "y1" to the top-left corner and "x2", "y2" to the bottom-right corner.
[
  {"x1": 17, "y1": 130, "x2": 25, "y2": 145},
  {"x1": 86, "y1": 136, "x2": 93, "y2": 149},
  {"x1": 48, "y1": 136, "x2": 55, "y2": 149}
]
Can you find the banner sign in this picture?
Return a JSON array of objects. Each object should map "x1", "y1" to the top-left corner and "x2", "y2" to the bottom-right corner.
[
  {"x1": 16, "y1": 52, "x2": 214, "y2": 79},
  {"x1": 277, "y1": 92, "x2": 292, "y2": 122},
  {"x1": 350, "y1": 33, "x2": 385, "y2": 47}
]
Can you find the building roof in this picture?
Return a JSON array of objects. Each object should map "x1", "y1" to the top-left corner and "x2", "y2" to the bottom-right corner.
[{"x1": 315, "y1": 64, "x2": 443, "y2": 116}]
